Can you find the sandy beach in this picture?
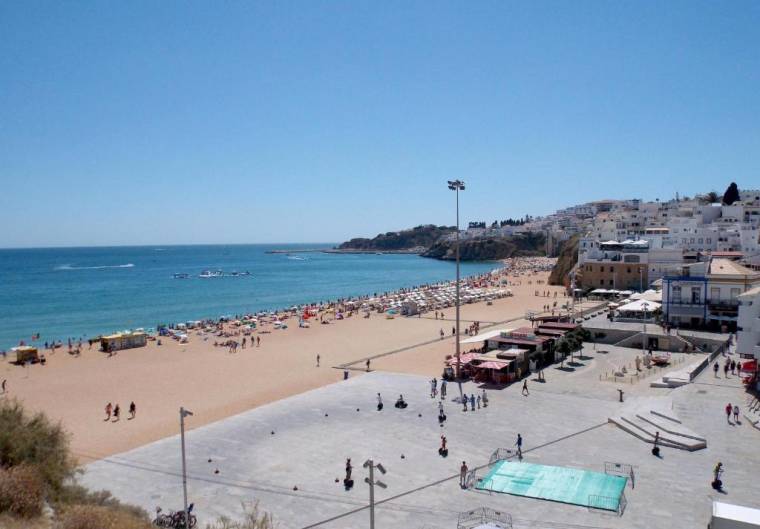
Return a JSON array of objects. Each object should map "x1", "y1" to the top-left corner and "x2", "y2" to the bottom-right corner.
[{"x1": 0, "y1": 268, "x2": 566, "y2": 463}]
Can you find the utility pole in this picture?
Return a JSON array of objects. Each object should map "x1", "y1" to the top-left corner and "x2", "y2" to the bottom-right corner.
[
  {"x1": 180, "y1": 407, "x2": 194, "y2": 528},
  {"x1": 363, "y1": 459, "x2": 387, "y2": 529}
]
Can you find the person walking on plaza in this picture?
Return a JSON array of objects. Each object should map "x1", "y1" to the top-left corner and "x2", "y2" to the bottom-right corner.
[
  {"x1": 733, "y1": 404, "x2": 740, "y2": 423},
  {"x1": 430, "y1": 378, "x2": 437, "y2": 398},
  {"x1": 469, "y1": 394, "x2": 475, "y2": 411},
  {"x1": 482, "y1": 389, "x2": 488, "y2": 407},
  {"x1": 440, "y1": 329, "x2": 444, "y2": 340},
  {"x1": 515, "y1": 433, "x2": 523, "y2": 459},
  {"x1": 725, "y1": 402, "x2": 733, "y2": 424},
  {"x1": 459, "y1": 461, "x2": 469, "y2": 488},
  {"x1": 714, "y1": 362, "x2": 719, "y2": 377},
  {"x1": 440, "y1": 379, "x2": 447, "y2": 400},
  {"x1": 377, "y1": 393, "x2": 383, "y2": 411},
  {"x1": 724, "y1": 361, "x2": 730, "y2": 378},
  {"x1": 730, "y1": 360, "x2": 736, "y2": 375},
  {"x1": 522, "y1": 379, "x2": 529, "y2": 396}
]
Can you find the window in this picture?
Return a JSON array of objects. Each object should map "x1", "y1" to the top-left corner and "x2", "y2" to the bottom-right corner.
[
  {"x1": 710, "y1": 287, "x2": 720, "y2": 303},
  {"x1": 730, "y1": 288, "x2": 741, "y2": 301}
]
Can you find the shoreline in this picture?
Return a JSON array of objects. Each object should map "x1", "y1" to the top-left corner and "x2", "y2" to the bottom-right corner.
[
  {"x1": 4, "y1": 260, "x2": 506, "y2": 352},
  {"x1": 2, "y1": 258, "x2": 562, "y2": 464}
]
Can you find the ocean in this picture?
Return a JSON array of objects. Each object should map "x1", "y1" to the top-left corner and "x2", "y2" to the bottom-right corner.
[{"x1": 0, "y1": 244, "x2": 497, "y2": 349}]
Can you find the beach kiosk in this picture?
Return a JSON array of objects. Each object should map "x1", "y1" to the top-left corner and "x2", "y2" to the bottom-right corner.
[
  {"x1": 100, "y1": 331, "x2": 148, "y2": 353},
  {"x1": 11, "y1": 346, "x2": 39, "y2": 364}
]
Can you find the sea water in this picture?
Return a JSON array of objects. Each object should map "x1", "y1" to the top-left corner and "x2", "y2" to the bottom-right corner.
[{"x1": 0, "y1": 244, "x2": 496, "y2": 348}]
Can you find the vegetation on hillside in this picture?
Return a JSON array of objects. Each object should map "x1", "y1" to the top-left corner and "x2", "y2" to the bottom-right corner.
[
  {"x1": 0, "y1": 399, "x2": 275, "y2": 529},
  {"x1": 421, "y1": 232, "x2": 546, "y2": 261},
  {"x1": 336, "y1": 224, "x2": 455, "y2": 251},
  {"x1": 548, "y1": 235, "x2": 579, "y2": 286}
]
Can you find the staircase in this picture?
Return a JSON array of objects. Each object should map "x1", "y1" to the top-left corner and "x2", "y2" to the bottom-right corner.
[{"x1": 609, "y1": 397, "x2": 707, "y2": 451}]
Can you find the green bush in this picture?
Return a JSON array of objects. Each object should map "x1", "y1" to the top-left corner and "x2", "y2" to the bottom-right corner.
[
  {"x1": 56, "y1": 484, "x2": 148, "y2": 520},
  {"x1": 205, "y1": 502, "x2": 275, "y2": 529},
  {"x1": 0, "y1": 399, "x2": 75, "y2": 496},
  {"x1": 54, "y1": 504, "x2": 153, "y2": 529},
  {"x1": 0, "y1": 464, "x2": 46, "y2": 517}
]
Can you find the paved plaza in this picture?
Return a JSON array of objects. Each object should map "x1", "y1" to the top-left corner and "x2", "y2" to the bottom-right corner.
[{"x1": 81, "y1": 344, "x2": 759, "y2": 529}]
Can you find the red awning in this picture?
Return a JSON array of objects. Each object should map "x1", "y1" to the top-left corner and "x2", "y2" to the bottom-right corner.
[{"x1": 475, "y1": 360, "x2": 512, "y2": 370}]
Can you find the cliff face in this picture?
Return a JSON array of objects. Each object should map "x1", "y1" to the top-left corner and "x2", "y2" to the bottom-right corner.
[
  {"x1": 421, "y1": 233, "x2": 546, "y2": 261},
  {"x1": 548, "y1": 235, "x2": 579, "y2": 286},
  {"x1": 337, "y1": 225, "x2": 456, "y2": 251}
]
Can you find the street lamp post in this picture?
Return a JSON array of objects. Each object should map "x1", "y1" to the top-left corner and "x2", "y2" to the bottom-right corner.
[
  {"x1": 641, "y1": 301, "x2": 649, "y2": 356},
  {"x1": 180, "y1": 407, "x2": 193, "y2": 528},
  {"x1": 363, "y1": 459, "x2": 387, "y2": 529},
  {"x1": 448, "y1": 180, "x2": 465, "y2": 379}
]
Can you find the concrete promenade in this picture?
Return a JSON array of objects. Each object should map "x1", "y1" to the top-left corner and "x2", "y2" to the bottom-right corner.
[{"x1": 81, "y1": 344, "x2": 759, "y2": 529}]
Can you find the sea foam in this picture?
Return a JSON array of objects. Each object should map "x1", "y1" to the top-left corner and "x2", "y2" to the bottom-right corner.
[{"x1": 55, "y1": 263, "x2": 135, "y2": 271}]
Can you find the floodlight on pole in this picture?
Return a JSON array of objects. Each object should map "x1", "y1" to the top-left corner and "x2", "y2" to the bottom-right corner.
[
  {"x1": 447, "y1": 179, "x2": 465, "y2": 379},
  {"x1": 364, "y1": 459, "x2": 388, "y2": 529}
]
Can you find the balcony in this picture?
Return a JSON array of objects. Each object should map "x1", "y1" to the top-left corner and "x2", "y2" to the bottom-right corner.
[{"x1": 708, "y1": 301, "x2": 739, "y2": 312}]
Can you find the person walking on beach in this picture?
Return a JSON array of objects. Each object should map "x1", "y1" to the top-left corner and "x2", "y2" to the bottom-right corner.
[
  {"x1": 522, "y1": 379, "x2": 529, "y2": 396},
  {"x1": 452, "y1": 326, "x2": 456, "y2": 336},
  {"x1": 112, "y1": 404, "x2": 120, "y2": 422},
  {"x1": 440, "y1": 380, "x2": 447, "y2": 399},
  {"x1": 129, "y1": 402, "x2": 136, "y2": 419},
  {"x1": 104, "y1": 402, "x2": 112, "y2": 421},
  {"x1": 256, "y1": 336, "x2": 260, "y2": 347},
  {"x1": 515, "y1": 433, "x2": 523, "y2": 458},
  {"x1": 366, "y1": 359, "x2": 371, "y2": 372},
  {"x1": 316, "y1": 354, "x2": 320, "y2": 367},
  {"x1": 725, "y1": 403, "x2": 732, "y2": 424},
  {"x1": 733, "y1": 404, "x2": 740, "y2": 423},
  {"x1": 440, "y1": 329, "x2": 444, "y2": 340},
  {"x1": 1, "y1": 379, "x2": 6, "y2": 394},
  {"x1": 459, "y1": 461, "x2": 468, "y2": 488}
]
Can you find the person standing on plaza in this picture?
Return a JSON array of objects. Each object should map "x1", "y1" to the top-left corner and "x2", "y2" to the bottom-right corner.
[
  {"x1": 733, "y1": 404, "x2": 740, "y2": 423},
  {"x1": 459, "y1": 461, "x2": 468, "y2": 488},
  {"x1": 440, "y1": 379, "x2": 447, "y2": 399},
  {"x1": 522, "y1": 379, "x2": 529, "y2": 396},
  {"x1": 725, "y1": 402, "x2": 732, "y2": 424}
]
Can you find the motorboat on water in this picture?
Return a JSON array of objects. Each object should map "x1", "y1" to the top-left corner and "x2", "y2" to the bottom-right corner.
[
  {"x1": 199, "y1": 269, "x2": 224, "y2": 278},
  {"x1": 173, "y1": 273, "x2": 190, "y2": 279},
  {"x1": 229, "y1": 271, "x2": 252, "y2": 276}
]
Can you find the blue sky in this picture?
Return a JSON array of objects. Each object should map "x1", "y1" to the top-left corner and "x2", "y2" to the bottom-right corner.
[{"x1": 1, "y1": 1, "x2": 759, "y2": 247}]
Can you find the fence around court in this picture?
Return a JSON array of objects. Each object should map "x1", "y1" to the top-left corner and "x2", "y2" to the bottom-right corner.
[
  {"x1": 457, "y1": 507, "x2": 513, "y2": 529},
  {"x1": 588, "y1": 491, "x2": 627, "y2": 516},
  {"x1": 604, "y1": 461, "x2": 635, "y2": 488}
]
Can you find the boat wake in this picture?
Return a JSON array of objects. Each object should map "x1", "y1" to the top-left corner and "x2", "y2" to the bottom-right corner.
[{"x1": 55, "y1": 263, "x2": 135, "y2": 271}]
